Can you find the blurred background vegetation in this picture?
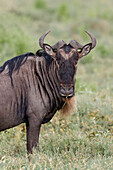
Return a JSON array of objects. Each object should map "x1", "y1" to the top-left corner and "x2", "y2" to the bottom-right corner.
[{"x1": 0, "y1": 0, "x2": 113, "y2": 169}]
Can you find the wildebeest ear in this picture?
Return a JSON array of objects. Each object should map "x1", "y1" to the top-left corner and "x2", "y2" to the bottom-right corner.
[
  {"x1": 79, "y1": 43, "x2": 92, "y2": 58},
  {"x1": 43, "y1": 44, "x2": 55, "y2": 57}
]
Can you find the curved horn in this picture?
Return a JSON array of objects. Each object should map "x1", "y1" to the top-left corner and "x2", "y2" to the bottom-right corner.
[
  {"x1": 85, "y1": 31, "x2": 96, "y2": 49},
  {"x1": 69, "y1": 40, "x2": 83, "y2": 49},
  {"x1": 52, "y1": 40, "x2": 66, "y2": 49},
  {"x1": 39, "y1": 30, "x2": 51, "y2": 48},
  {"x1": 39, "y1": 31, "x2": 66, "y2": 50}
]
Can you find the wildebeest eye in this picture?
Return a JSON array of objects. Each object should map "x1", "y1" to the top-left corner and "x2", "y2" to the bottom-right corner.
[
  {"x1": 77, "y1": 49, "x2": 82, "y2": 53},
  {"x1": 53, "y1": 49, "x2": 57, "y2": 52}
]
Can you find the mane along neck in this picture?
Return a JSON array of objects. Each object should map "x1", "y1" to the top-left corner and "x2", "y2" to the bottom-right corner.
[{"x1": 0, "y1": 52, "x2": 35, "y2": 85}]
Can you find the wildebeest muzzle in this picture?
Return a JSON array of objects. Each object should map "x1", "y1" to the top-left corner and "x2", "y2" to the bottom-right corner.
[{"x1": 60, "y1": 84, "x2": 74, "y2": 98}]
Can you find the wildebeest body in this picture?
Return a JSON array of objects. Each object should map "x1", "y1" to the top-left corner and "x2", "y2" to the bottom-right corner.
[
  {"x1": 0, "y1": 31, "x2": 96, "y2": 154},
  {"x1": 0, "y1": 60, "x2": 28, "y2": 131},
  {"x1": 0, "y1": 52, "x2": 65, "y2": 152},
  {"x1": 0, "y1": 53, "x2": 63, "y2": 126}
]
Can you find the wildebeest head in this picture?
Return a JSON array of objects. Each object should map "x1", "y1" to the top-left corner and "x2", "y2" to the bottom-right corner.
[{"x1": 39, "y1": 31, "x2": 96, "y2": 98}]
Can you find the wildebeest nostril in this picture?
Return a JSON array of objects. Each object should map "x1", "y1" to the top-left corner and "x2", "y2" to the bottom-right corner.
[{"x1": 60, "y1": 85, "x2": 74, "y2": 97}]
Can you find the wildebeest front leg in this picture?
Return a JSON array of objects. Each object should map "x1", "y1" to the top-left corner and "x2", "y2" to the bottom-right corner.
[{"x1": 26, "y1": 117, "x2": 41, "y2": 154}]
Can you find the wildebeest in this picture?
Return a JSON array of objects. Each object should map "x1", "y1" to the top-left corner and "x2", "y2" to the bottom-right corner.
[{"x1": 0, "y1": 31, "x2": 96, "y2": 154}]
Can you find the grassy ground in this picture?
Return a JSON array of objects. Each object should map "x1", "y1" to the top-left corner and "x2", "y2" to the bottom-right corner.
[{"x1": 0, "y1": 0, "x2": 113, "y2": 169}]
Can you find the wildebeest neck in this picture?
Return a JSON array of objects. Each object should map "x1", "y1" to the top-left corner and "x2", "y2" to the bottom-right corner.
[
  {"x1": 36, "y1": 50, "x2": 53, "y2": 70},
  {"x1": 0, "y1": 52, "x2": 35, "y2": 86}
]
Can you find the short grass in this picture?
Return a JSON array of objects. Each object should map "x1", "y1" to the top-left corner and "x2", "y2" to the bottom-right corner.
[{"x1": 0, "y1": 0, "x2": 113, "y2": 169}]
